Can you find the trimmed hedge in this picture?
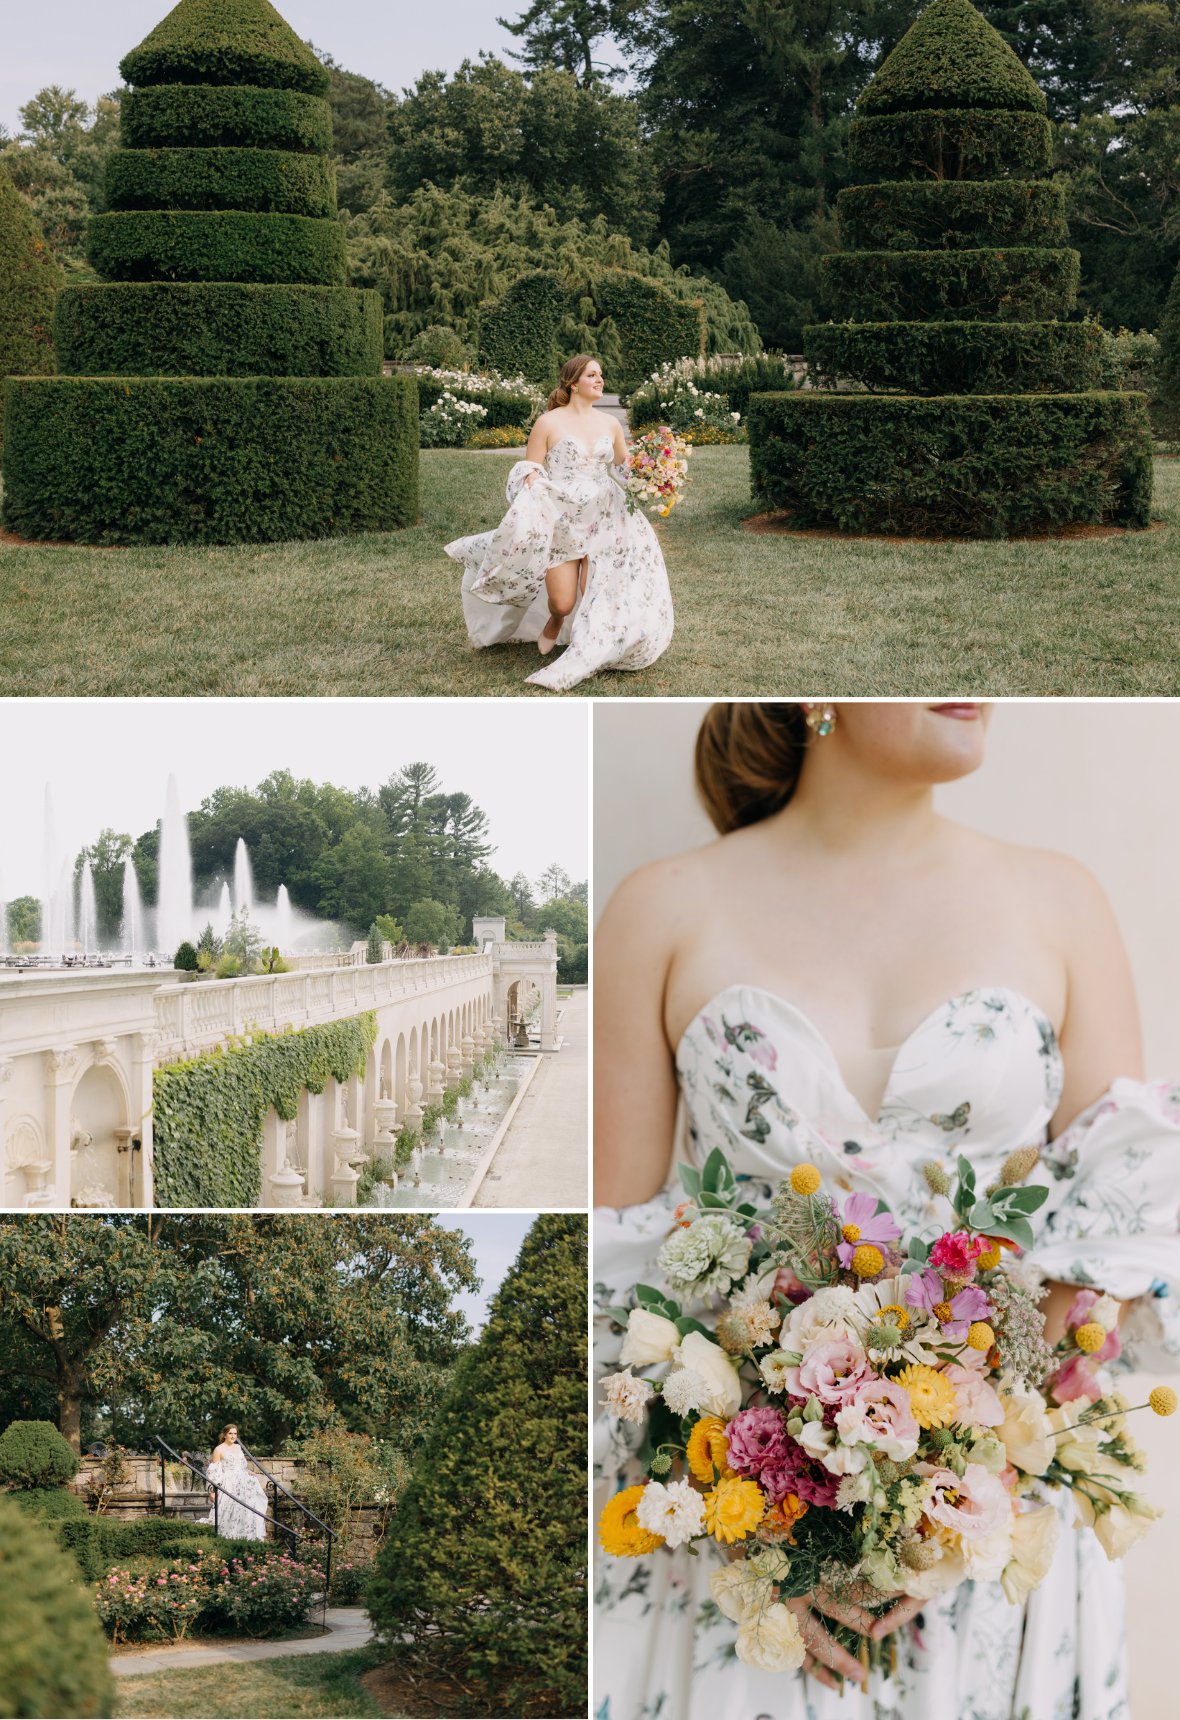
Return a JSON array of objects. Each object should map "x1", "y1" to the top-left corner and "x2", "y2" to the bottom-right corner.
[
  {"x1": 805, "y1": 319, "x2": 1105, "y2": 395},
  {"x1": 823, "y1": 246, "x2": 1079, "y2": 322},
  {"x1": 2, "y1": 378, "x2": 418, "y2": 546},
  {"x1": 477, "y1": 272, "x2": 565, "y2": 387},
  {"x1": 0, "y1": 1420, "x2": 79, "y2": 1489},
  {"x1": 120, "y1": 0, "x2": 330, "y2": 98},
  {"x1": 56, "y1": 283, "x2": 383, "y2": 377},
  {"x1": 0, "y1": 164, "x2": 60, "y2": 457},
  {"x1": 0, "y1": 1496, "x2": 114, "y2": 1719},
  {"x1": 747, "y1": 390, "x2": 1153, "y2": 535},
  {"x1": 86, "y1": 209, "x2": 346, "y2": 285},
  {"x1": 150, "y1": 1014, "x2": 379, "y2": 1205},
  {"x1": 11, "y1": 1487, "x2": 88, "y2": 1522},
  {"x1": 57, "y1": 1516, "x2": 263, "y2": 1583},
  {"x1": 121, "y1": 83, "x2": 333, "y2": 153},
  {"x1": 847, "y1": 107, "x2": 1053, "y2": 181},
  {"x1": 836, "y1": 179, "x2": 1066, "y2": 251},
  {"x1": 856, "y1": 0, "x2": 1045, "y2": 117},
  {"x1": 105, "y1": 146, "x2": 336, "y2": 217},
  {"x1": 594, "y1": 270, "x2": 706, "y2": 391}
]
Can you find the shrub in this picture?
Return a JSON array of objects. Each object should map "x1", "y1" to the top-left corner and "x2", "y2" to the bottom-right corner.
[
  {"x1": 477, "y1": 271, "x2": 565, "y2": 386},
  {"x1": 627, "y1": 353, "x2": 795, "y2": 423},
  {"x1": 0, "y1": 1496, "x2": 114, "y2": 1717},
  {"x1": 822, "y1": 247, "x2": 1079, "y2": 323},
  {"x1": 366, "y1": 923, "x2": 383, "y2": 964},
  {"x1": 847, "y1": 107, "x2": 1053, "y2": 181},
  {"x1": 0, "y1": 164, "x2": 60, "y2": 455},
  {"x1": 368, "y1": 1215, "x2": 587, "y2": 1718},
  {"x1": 0, "y1": 1419, "x2": 79, "y2": 1489},
  {"x1": 86, "y1": 210, "x2": 347, "y2": 285},
  {"x1": 3, "y1": 375, "x2": 418, "y2": 545},
  {"x1": 174, "y1": 941, "x2": 199, "y2": 971},
  {"x1": 836, "y1": 179, "x2": 1066, "y2": 251},
  {"x1": 56, "y1": 282, "x2": 383, "y2": 378},
  {"x1": 151, "y1": 1013, "x2": 378, "y2": 1206},
  {"x1": 214, "y1": 953, "x2": 244, "y2": 979},
  {"x1": 1158, "y1": 267, "x2": 1180, "y2": 440},
  {"x1": 628, "y1": 377, "x2": 736, "y2": 436},
  {"x1": 420, "y1": 390, "x2": 488, "y2": 448},
  {"x1": 329, "y1": 1554, "x2": 373, "y2": 1604},
  {"x1": 678, "y1": 422, "x2": 745, "y2": 444},
  {"x1": 399, "y1": 324, "x2": 473, "y2": 369},
  {"x1": 94, "y1": 1553, "x2": 210, "y2": 1644},
  {"x1": 214, "y1": 1548, "x2": 322, "y2": 1637},
  {"x1": 593, "y1": 270, "x2": 705, "y2": 391},
  {"x1": 747, "y1": 390, "x2": 1153, "y2": 535},
  {"x1": 120, "y1": 0, "x2": 331, "y2": 98},
  {"x1": 411, "y1": 366, "x2": 544, "y2": 429},
  {"x1": 806, "y1": 320, "x2": 1105, "y2": 395},
  {"x1": 105, "y1": 147, "x2": 336, "y2": 218},
  {"x1": 11, "y1": 1486, "x2": 87, "y2": 1522},
  {"x1": 465, "y1": 424, "x2": 528, "y2": 448},
  {"x1": 121, "y1": 83, "x2": 333, "y2": 153}
]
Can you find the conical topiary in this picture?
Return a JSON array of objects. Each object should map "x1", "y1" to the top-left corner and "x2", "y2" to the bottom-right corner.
[
  {"x1": 1, "y1": 0, "x2": 418, "y2": 544},
  {"x1": 0, "y1": 165, "x2": 61, "y2": 455},
  {"x1": 366, "y1": 1213, "x2": 587, "y2": 1718},
  {"x1": 0, "y1": 1495, "x2": 115, "y2": 1718},
  {"x1": 748, "y1": 0, "x2": 1152, "y2": 536}
]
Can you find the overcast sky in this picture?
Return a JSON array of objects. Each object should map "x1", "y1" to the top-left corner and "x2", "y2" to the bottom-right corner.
[
  {"x1": 442, "y1": 1211, "x2": 537, "y2": 1333},
  {"x1": 2, "y1": 1, "x2": 521, "y2": 135},
  {"x1": 0, "y1": 698, "x2": 588, "y2": 901}
]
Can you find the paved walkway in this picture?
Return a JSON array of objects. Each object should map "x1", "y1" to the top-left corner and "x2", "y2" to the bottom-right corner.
[
  {"x1": 109, "y1": 1606, "x2": 372, "y2": 1677},
  {"x1": 473, "y1": 988, "x2": 587, "y2": 1207}
]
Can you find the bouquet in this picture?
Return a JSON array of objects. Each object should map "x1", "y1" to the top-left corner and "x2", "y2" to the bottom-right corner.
[
  {"x1": 598, "y1": 1148, "x2": 1176, "y2": 1681},
  {"x1": 624, "y1": 425, "x2": 691, "y2": 518}
]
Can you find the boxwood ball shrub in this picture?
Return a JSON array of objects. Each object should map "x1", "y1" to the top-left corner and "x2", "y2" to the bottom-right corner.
[
  {"x1": 752, "y1": 0, "x2": 1152, "y2": 536},
  {"x1": 2, "y1": 0, "x2": 417, "y2": 545},
  {"x1": 0, "y1": 1496, "x2": 115, "y2": 1719},
  {"x1": 0, "y1": 1419, "x2": 80, "y2": 1490}
]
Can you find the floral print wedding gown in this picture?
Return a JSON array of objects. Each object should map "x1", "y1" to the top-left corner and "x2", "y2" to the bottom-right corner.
[
  {"x1": 595, "y1": 987, "x2": 1180, "y2": 1720},
  {"x1": 203, "y1": 1444, "x2": 268, "y2": 1541},
  {"x1": 444, "y1": 432, "x2": 673, "y2": 691}
]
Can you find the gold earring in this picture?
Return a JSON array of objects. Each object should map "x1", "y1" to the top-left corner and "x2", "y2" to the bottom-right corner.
[{"x1": 804, "y1": 702, "x2": 836, "y2": 737}]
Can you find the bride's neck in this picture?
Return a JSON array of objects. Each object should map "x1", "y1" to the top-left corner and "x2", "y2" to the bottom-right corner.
[{"x1": 780, "y1": 748, "x2": 939, "y2": 859}]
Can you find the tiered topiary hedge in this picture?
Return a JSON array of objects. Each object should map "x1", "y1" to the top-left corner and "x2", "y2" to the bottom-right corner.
[
  {"x1": 1, "y1": 0, "x2": 417, "y2": 545},
  {"x1": 0, "y1": 165, "x2": 61, "y2": 456},
  {"x1": 749, "y1": 0, "x2": 1152, "y2": 535}
]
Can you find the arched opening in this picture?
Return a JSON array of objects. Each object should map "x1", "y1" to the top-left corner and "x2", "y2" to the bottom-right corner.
[{"x1": 70, "y1": 1063, "x2": 129, "y2": 1206}]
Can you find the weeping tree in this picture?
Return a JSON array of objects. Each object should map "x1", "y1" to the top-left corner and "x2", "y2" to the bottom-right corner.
[
  {"x1": 748, "y1": 0, "x2": 1153, "y2": 536},
  {"x1": 367, "y1": 1213, "x2": 588, "y2": 1718}
]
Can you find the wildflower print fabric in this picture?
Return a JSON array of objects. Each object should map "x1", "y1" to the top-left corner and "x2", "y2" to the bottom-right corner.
[
  {"x1": 202, "y1": 1445, "x2": 267, "y2": 1541},
  {"x1": 595, "y1": 985, "x2": 1180, "y2": 1720},
  {"x1": 444, "y1": 434, "x2": 673, "y2": 691}
]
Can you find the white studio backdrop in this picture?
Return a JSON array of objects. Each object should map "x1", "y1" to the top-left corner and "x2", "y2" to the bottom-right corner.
[{"x1": 591, "y1": 698, "x2": 1178, "y2": 1713}]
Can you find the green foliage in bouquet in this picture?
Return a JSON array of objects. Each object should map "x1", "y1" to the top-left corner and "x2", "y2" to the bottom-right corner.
[
  {"x1": 368, "y1": 1214, "x2": 587, "y2": 1718},
  {"x1": 751, "y1": 0, "x2": 1152, "y2": 536},
  {"x1": 2, "y1": 0, "x2": 418, "y2": 546},
  {"x1": 152, "y1": 1012, "x2": 377, "y2": 1206},
  {"x1": 0, "y1": 1495, "x2": 114, "y2": 1718},
  {"x1": 0, "y1": 1418, "x2": 79, "y2": 1489}
]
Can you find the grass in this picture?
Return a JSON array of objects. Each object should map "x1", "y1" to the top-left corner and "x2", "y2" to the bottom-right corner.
[
  {"x1": 114, "y1": 1645, "x2": 389, "y2": 1718},
  {"x1": 1, "y1": 446, "x2": 1176, "y2": 695}
]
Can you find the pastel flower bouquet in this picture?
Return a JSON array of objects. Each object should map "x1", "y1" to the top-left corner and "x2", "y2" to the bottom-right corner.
[
  {"x1": 624, "y1": 426, "x2": 691, "y2": 518},
  {"x1": 598, "y1": 1148, "x2": 1176, "y2": 1683}
]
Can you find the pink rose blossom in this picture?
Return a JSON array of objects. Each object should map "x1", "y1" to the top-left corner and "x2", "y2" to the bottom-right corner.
[{"x1": 786, "y1": 1337, "x2": 871, "y2": 1405}]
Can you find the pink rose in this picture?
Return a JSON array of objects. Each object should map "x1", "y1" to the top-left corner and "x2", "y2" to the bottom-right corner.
[
  {"x1": 786, "y1": 1338, "x2": 871, "y2": 1405},
  {"x1": 944, "y1": 1363, "x2": 1005, "y2": 1428},
  {"x1": 920, "y1": 1461, "x2": 1010, "y2": 1539}
]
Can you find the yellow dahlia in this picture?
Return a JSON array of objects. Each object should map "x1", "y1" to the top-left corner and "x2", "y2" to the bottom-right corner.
[
  {"x1": 966, "y1": 1321, "x2": 995, "y2": 1352},
  {"x1": 790, "y1": 1163, "x2": 822, "y2": 1196},
  {"x1": 704, "y1": 1475, "x2": 767, "y2": 1544},
  {"x1": 851, "y1": 1243, "x2": 885, "y2": 1278},
  {"x1": 598, "y1": 1486, "x2": 664, "y2": 1557},
  {"x1": 687, "y1": 1415, "x2": 731, "y2": 1482},
  {"x1": 895, "y1": 1363, "x2": 958, "y2": 1430},
  {"x1": 1074, "y1": 1321, "x2": 1106, "y2": 1354},
  {"x1": 1150, "y1": 1386, "x2": 1177, "y2": 1417}
]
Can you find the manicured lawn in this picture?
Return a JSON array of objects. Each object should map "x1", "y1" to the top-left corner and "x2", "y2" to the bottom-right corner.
[
  {"x1": 114, "y1": 1645, "x2": 389, "y2": 1718},
  {"x1": 1, "y1": 447, "x2": 1176, "y2": 695}
]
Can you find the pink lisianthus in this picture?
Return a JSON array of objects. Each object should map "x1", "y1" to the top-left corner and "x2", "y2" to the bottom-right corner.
[
  {"x1": 905, "y1": 1269, "x2": 991, "y2": 1338},
  {"x1": 1048, "y1": 1352, "x2": 1104, "y2": 1404},
  {"x1": 920, "y1": 1461, "x2": 1011, "y2": 1539},
  {"x1": 928, "y1": 1230, "x2": 986, "y2": 1280},
  {"x1": 835, "y1": 1376, "x2": 920, "y2": 1460},
  {"x1": 944, "y1": 1362, "x2": 1005, "y2": 1427},
  {"x1": 786, "y1": 1337, "x2": 872, "y2": 1405},
  {"x1": 835, "y1": 1192, "x2": 901, "y2": 1268},
  {"x1": 725, "y1": 1406, "x2": 789, "y2": 1476}
]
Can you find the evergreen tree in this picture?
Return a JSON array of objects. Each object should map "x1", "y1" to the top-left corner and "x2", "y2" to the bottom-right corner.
[
  {"x1": 498, "y1": 0, "x2": 647, "y2": 82},
  {"x1": 368, "y1": 1214, "x2": 588, "y2": 1718}
]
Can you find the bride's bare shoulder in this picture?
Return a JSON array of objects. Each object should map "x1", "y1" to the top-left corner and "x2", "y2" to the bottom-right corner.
[
  {"x1": 599, "y1": 836, "x2": 734, "y2": 947},
  {"x1": 952, "y1": 821, "x2": 1112, "y2": 922}
]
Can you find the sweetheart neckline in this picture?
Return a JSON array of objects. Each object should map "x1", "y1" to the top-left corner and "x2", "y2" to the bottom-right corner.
[
  {"x1": 547, "y1": 432, "x2": 615, "y2": 461},
  {"x1": 675, "y1": 982, "x2": 1061, "y2": 1127}
]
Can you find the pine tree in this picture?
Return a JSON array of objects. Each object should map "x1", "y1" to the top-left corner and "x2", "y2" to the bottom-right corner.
[{"x1": 367, "y1": 1214, "x2": 588, "y2": 1718}]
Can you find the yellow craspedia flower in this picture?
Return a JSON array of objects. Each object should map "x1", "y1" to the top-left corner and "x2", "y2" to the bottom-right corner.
[
  {"x1": 704, "y1": 1475, "x2": 766, "y2": 1545},
  {"x1": 851, "y1": 1243, "x2": 885, "y2": 1278},
  {"x1": 895, "y1": 1364, "x2": 958, "y2": 1430},
  {"x1": 598, "y1": 1486, "x2": 664, "y2": 1557},
  {"x1": 977, "y1": 1244, "x2": 1002, "y2": 1271},
  {"x1": 687, "y1": 1415, "x2": 731, "y2": 1482},
  {"x1": 790, "y1": 1163, "x2": 822, "y2": 1196},
  {"x1": 1074, "y1": 1322, "x2": 1106, "y2": 1354},
  {"x1": 966, "y1": 1322, "x2": 995, "y2": 1352},
  {"x1": 1150, "y1": 1386, "x2": 1178, "y2": 1417}
]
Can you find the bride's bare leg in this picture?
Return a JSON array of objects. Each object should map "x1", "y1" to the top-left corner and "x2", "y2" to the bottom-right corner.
[{"x1": 540, "y1": 559, "x2": 581, "y2": 651}]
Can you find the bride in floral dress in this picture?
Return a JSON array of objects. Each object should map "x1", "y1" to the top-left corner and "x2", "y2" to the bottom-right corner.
[
  {"x1": 594, "y1": 701, "x2": 1179, "y2": 1720},
  {"x1": 203, "y1": 1423, "x2": 268, "y2": 1541},
  {"x1": 444, "y1": 354, "x2": 673, "y2": 692}
]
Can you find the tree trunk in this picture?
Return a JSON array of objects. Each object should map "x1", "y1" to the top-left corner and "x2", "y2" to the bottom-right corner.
[{"x1": 58, "y1": 1372, "x2": 84, "y2": 1453}]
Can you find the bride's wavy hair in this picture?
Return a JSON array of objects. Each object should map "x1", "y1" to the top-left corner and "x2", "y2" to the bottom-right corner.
[
  {"x1": 547, "y1": 354, "x2": 598, "y2": 411},
  {"x1": 219, "y1": 1424, "x2": 239, "y2": 1442},
  {"x1": 695, "y1": 703, "x2": 810, "y2": 834}
]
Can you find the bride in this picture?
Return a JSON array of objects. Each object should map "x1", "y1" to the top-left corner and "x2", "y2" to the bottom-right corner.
[
  {"x1": 444, "y1": 354, "x2": 673, "y2": 692},
  {"x1": 203, "y1": 1423, "x2": 268, "y2": 1541},
  {"x1": 594, "y1": 701, "x2": 1179, "y2": 1719}
]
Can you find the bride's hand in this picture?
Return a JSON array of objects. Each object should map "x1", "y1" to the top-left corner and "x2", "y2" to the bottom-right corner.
[{"x1": 788, "y1": 1587, "x2": 878, "y2": 1691}]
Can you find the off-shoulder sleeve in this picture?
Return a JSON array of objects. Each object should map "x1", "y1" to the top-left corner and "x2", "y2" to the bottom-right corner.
[{"x1": 1032, "y1": 1077, "x2": 1180, "y2": 1370}]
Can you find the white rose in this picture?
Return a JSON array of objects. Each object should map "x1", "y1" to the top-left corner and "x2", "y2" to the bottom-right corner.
[
  {"x1": 735, "y1": 1602, "x2": 806, "y2": 1672},
  {"x1": 620, "y1": 1308, "x2": 681, "y2": 1368},
  {"x1": 710, "y1": 1564, "x2": 775, "y2": 1624},
  {"x1": 1000, "y1": 1504, "x2": 1060, "y2": 1604},
  {"x1": 783, "y1": 1286, "x2": 857, "y2": 1350},
  {"x1": 677, "y1": 1330, "x2": 742, "y2": 1418},
  {"x1": 998, "y1": 1379, "x2": 1055, "y2": 1476}
]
